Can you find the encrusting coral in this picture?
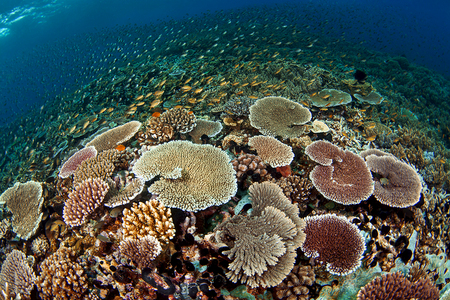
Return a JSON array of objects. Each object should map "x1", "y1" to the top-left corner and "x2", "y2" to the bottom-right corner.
[
  {"x1": 248, "y1": 135, "x2": 294, "y2": 168},
  {"x1": 301, "y1": 213, "x2": 365, "y2": 276},
  {"x1": 0, "y1": 250, "x2": 36, "y2": 298},
  {"x1": 214, "y1": 182, "x2": 306, "y2": 288},
  {"x1": 85, "y1": 120, "x2": 142, "y2": 152},
  {"x1": 119, "y1": 234, "x2": 162, "y2": 269},
  {"x1": 58, "y1": 146, "x2": 97, "y2": 178},
  {"x1": 364, "y1": 153, "x2": 422, "y2": 208},
  {"x1": 309, "y1": 89, "x2": 352, "y2": 107},
  {"x1": 305, "y1": 140, "x2": 374, "y2": 205},
  {"x1": 132, "y1": 140, "x2": 237, "y2": 211},
  {"x1": 356, "y1": 271, "x2": 439, "y2": 300},
  {"x1": 36, "y1": 247, "x2": 88, "y2": 300},
  {"x1": 63, "y1": 178, "x2": 110, "y2": 227},
  {"x1": 0, "y1": 181, "x2": 44, "y2": 240},
  {"x1": 249, "y1": 96, "x2": 311, "y2": 138},
  {"x1": 121, "y1": 199, "x2": 175, "y2": 244}
]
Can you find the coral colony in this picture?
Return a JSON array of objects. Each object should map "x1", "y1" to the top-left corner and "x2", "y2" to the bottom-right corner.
[{"x1": 0, "y1": 4, "x2": 450, "y2": 300}]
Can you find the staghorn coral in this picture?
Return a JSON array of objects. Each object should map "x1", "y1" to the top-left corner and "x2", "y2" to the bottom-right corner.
[
  {"x1": 58, "y1": 146, "x2": 97, "y2": 178},
  {"x1": 0, "y1": 250, "x2": 36, "y2": 298},
  {"x1": 85, "y1": 120, "x2": 141, "y2": 152},
  {"x1": 0, "y1": 181, "x2": 44, "y2": 240},
  {"x1": 121, "y1": 199, "x2": 175, "y2": 244},
  {"x1": 104, "y1": 177, "x2": 145, "y2": 208},
  {"x1": 231, "y1": 153, "x2": 268, "y2": 179},
  {"x1": 159, "y1": 107, "x2": 196, "y2": 133},
  {"x1": 214, "y1": 182, "x2": 305, "y2": 288},
  {"x1": 365, "y1": 154, "x2": 422, "y2": 208},
  {"x1": 62, "y1": 178, "x2": 109, "y2": 227},
  {"x1": 132, "y1": 140, "x2": 237, "y2": 211},
  {"x1": 37, "y1": 247, "x2": 88, "y2": 300},
  {"x1": 119, "y1": 234, "x2": 162, "y2": 269},
  {"x1": 309, "y1": 89, "x2": 352, "y2": 107},
  {"x1": 188, "y1": 119, "x2": 222, "y2": 143},
  {"x1": 274, "y1": 265, "x2": 315, "y2": 300},
  {"x1": 305, "y1": 140, "x2": 373, "y2": 205},
  {"x1": 249, "y1": 96, "x2": 311, "y2": 138},
  {"x1": 356, "y1": 272, "x2": 439, "y2": 300},
  {"x1": 248, "y1": 135, "x2": 294, "y2": 168},
  {"x1": 73, "y1": 149, "x2": 120, "y2": 186},
  {"x1": 301, "y1": 214, "x2": 365, "y2": 276}
]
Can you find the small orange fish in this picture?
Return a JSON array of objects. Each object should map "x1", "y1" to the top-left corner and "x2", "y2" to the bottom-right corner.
[
  {"x1": 152, "y1": 112, "x2": 161, "y2": 118},
  {"x1": 366, "y1": 135, "x2": 377, "y2": 142},
  {"x1": 325, "y1": 102, "x2": 332, "y2": 107},
  {"x1": 136, "y1": 95, "x2": 144, "y2": 101},
  {"x1": 248, "y1": 95, "x2": 258, "y2": 99},
  {"x1": 115, "y1": 144, "x2": 126, "y2": 151},
  {"x1": 181, "y1": 86, "x2": 192, "y2": 92},
  {"x1": 136, "y1": 101, "x2": 145, "y2": 106},
  {"x1": 154, "y1": 91, "x2": 164, "y2": 97},
  {"x1": 322, "y1": 94, "x2": 331, "y2": 99},
  {"x1": 188, "y1": 111, "x2": 194, "y2": 115},
  {"x1": 150, "y1": 99, "x2": 161, "y2": 108}
]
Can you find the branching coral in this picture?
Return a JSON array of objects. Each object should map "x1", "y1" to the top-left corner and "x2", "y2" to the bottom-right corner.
[{"x1": 0, "y1": 250, "x2": 36, "y2": 298}]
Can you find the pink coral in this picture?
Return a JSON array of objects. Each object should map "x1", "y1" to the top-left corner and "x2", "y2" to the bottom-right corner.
[{"x1": 59, "y1": 146, "x2": 97, "y2": 178}]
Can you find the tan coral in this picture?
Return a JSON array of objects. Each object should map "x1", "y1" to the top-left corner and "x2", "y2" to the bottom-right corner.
[
  {"x1": 309, "y1": 89, "x2": 352, "y2": 107},
  {"x1": 0, "y1": 250, "x2": 36, "y2": 298},
  {"x1": 104, "y1": 177, "x2": 145, "y2": 208},
  {"x1": 222, "y1": 131, "x2": 249, "y2": 150},
  {"x1": 63, "y1": 178, "x2": 109, "y2": 227},
  {"x1": 85, "y1": 121, "x2": 141, "y2": 152},
  {"x1": 248, "y1": 136, "x2": 294, "y2": 168},
  {"x1": 0, "y1": 181, "x2": 44, "y2": 240},
  {"x1": 132, "y1": 141, "x2": 237, "y2": 212},
  {"x1": 119, "y1": 234, "x2": 162, "y2": 269},
  {"x1": 59, "y1": 146, "x2": 97, "y2": 179},
  {"x1": 274, "y1": 265, "x2": 315, "y2": 300},
  {"x1": 188, "y1": 119, "x2": 223, "y2": 143},
  {"x1": 231, "y1": 153, "x2": 268, "y2": 179},
  {"x1": 122, "y1": 199, "x2": 175, "y2": 244},
  {"x1": 73, "y1": 149, "x2": 119, "y2": 185},
  {"x1": 249, "y1": 96, "x2": 311, "y2": 138},
  {"x1": 160, "y1": 107, "x2": 196, "y2": 133},
  {"x1": 270, "y1": 175, "x2": 313, "y2": 209},
  {"x1": 215, "y1": 182, "x2": 305, "y2": 288},
  {"x1": 31, "y1": 235, "x2": 50, "y2": 257},
  {"x1": 140, "y1": 116, "x2": 174, "y2": 144},
  {"x1": 354, "y1": 91, "x2": 384, "y2": 105},
  {"x1": 37, "y1": 247, "x2": 88, "y2": 300}
]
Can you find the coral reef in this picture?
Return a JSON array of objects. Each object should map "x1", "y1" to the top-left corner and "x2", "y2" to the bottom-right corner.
[
  {"x1": 37, "y1": 247, "x2": 88, "y2": 300},
  {"x1": 301, "y1": 214, "x2": 366, "y2": 276},
  {"x1": 63, "y1": 178, "x2": 109, "y2": 227},
  {"x1": 305, "y1": 140, "x2": 373, "y2": 205},
  {"x1": 58, "y1": 146, "x2": 97, "y2": 178},
  {"x1": 159, "y1": 107, "x2": 197, "y2": 133},
  {"x1": 0, "y1": 250, "x2": 36, "y2": 298},
  {"x1": 133, "y1": 141, "x2": 237, "y2": 211},
  {"x1": 188, "y1": 119, "x2": 222, "y2": 143},
  {"x1": 249, "y1": 96, "x2": 311, "y2": 138},
  {"x1": 248, "y1": 135, "x2": 294, "y2": 168},
  {"x1": 121, "y1": 199, "x2": 175, "y2": 244},
  {"x1": 86, "y1": 120, "x2": 142, "y2": 152},
  {"x1": 119, "y1": 234, "x2": 162, "y2": 269},
  {"x1": 73, "y1": 149, "x2": 120, "y2": 185},
  {"x1": 0, "y1": 181, "x2": 44, "y2": 239},
  {"x1": 231, "y1": 153, "x2": 268, "y2": 180},
  {"x1": 309, "y1": 89, "x2": 352, "y2": 107},
  {"x1": 274, "y1": 265, "x2": 315, "y2": 300}
]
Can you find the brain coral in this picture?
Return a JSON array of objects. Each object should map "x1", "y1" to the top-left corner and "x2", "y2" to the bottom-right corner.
[
  {"x1": 85, "y1": 120, "x2": 141, "y2": 152},
  {"x1": 248, "y1": 135, "x2": 294, "y2": 168},
  {"x1": 364, "y1": 154, "x2": 422, "y2": 208},
  {"x1": 249, "y1": 96, "x2": 311, "y2": 138},
  {"x1": 0, "y1": 181, "x2": 44, "y2": 240},
  {"x1": 132, "y1": 141, "x2": 237, "y2": 211},
  {"x1": 58, "y1": 146, "x2": 97, "y2": 179},
  {"x1": 305, "y1": 140, "x2": 373, "y2": 205},
  {"x1": 301, "y1": 214, "x2": 365, "y2": 276}
]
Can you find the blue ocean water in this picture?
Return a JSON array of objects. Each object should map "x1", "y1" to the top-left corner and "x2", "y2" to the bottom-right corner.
[{"x1": 0, "y1": 0, "x2": 449, "y2": 127}]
